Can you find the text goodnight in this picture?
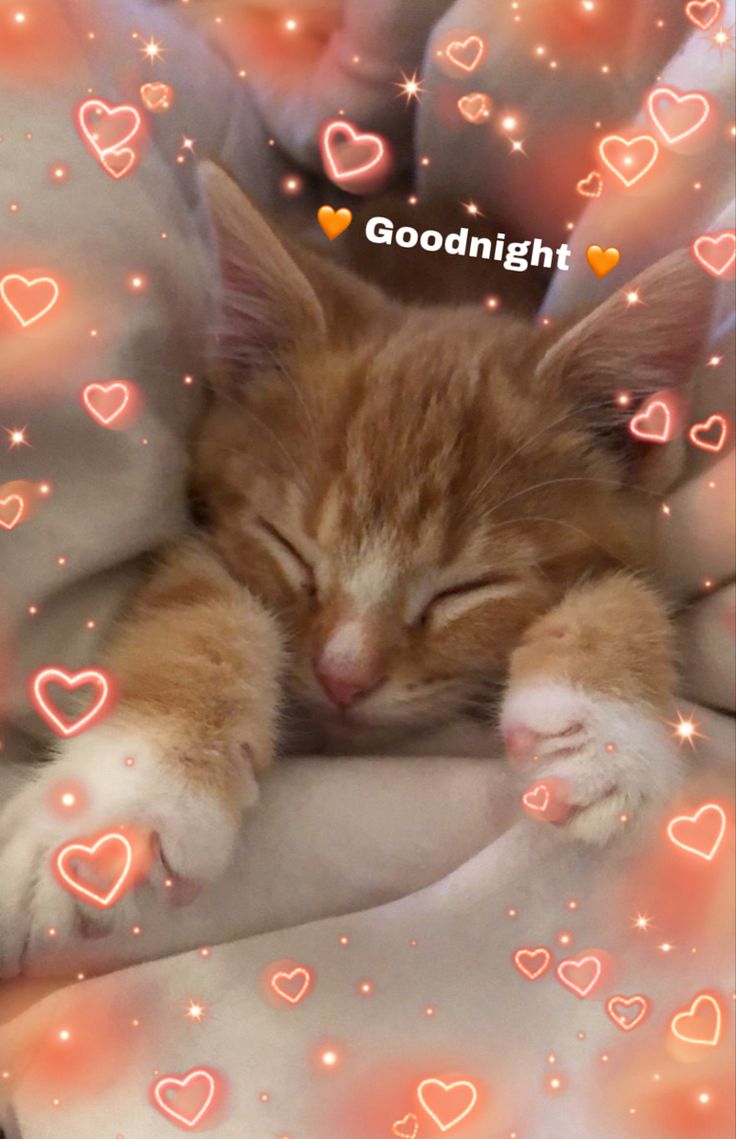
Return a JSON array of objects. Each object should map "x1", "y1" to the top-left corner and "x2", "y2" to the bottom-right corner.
[{"x1": 365, "y1": 216, "x2": 571, "y2": 273}]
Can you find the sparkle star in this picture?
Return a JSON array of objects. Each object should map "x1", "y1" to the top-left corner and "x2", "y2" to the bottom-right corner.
[
  {"x1": 139, "y1": 34, "x2": 166, "y2": 63},
  {"x1": 5, "y1": 426, "x2": 30, "y2": 449},
  {"x1": 180, "y1": 136, "x2": 196, "y2": 153},
  {"x1": 184, "y1": 998, "x2": 209, "y2": 1023},
  {"x1": 710, "y1": 23, "x2": 736, "y2": 54},
  {"x1": 461, "y1": 200, "x2": 485, "y2": 218},
  {"x1": 509, "y1": 138, "x2": 527, "y2": 155},
  {"x1": 632, "y1": 913, "x2": 653, "y2": 932},
  {"x1": 624, "y1": 289, "x2": 641, "y2": 306},
  {"x1": 395, "y1": 69, "x2": 426, "y2": 105},
  {"x1": 666, "y1": 710, "x2": 708, "y2": 751}
]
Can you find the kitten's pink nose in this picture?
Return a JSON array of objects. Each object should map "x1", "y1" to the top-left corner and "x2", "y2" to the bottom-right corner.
[
  {"x1": 313, "y1": 619, "x2": 386, "y2": 709},
  {"x1": 315, "y1": 665, "x2": 378, "y2": 708}
]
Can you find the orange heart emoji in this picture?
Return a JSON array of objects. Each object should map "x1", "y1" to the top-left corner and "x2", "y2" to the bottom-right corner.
[
  {"x1": 586, "y1": 244, "x2": 620, "y2": 278},
  {"x1": 317, "y1": 206, "x2": 352, "y2": 241},
  {"x1": 670, "y1": 993, "x2": 723, "y2": 1047}
]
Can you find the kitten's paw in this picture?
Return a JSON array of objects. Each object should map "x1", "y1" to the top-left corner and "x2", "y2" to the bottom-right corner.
[
  {"x1": 501, "y1": 681, "x2": 683, "y2": 845},
  {"x1": 0, "y1": 720, "x2": 252, "y2": 978}
]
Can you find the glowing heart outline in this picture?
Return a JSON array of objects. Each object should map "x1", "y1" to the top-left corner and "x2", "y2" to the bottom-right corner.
[
  {"x1": 598, "y1": 134, "x2": 659, "y2": 188},
  {"x1": 670, "y1": 993, "x2": 722, "y2": 1047},
  {"x1": 692, "y1": 230, "x2": 736, "y2": 277},
  {"x1": 556, "y1": 954, "x2": 602, "y2": 998},
  {"x1": 82, "y1": 381, "x2": 131, "y2": 426},
  {"x1": 30, "y1": 666, "x2": 113, "y2": 737},
  {"x1": 513, "y1": 946, "x2": 552, "y2": 980},
  {"x1": 140, "y1": 81, "x2": 174, "y2": 113},
  {"x1": 270, "y1": 965, "x2": 313, "y2": 1005},
  {"x1": 522, "y1": 784, "x2": 550, "y2": 813},
  {"x1": 0, "y1": 494, "x2": 25, "y2": 531},
  {"x1": 77, "y1": 98, "x2": 141, "y2": 180},
  {"x1": 457, "y1": 92, "x2": 492, "y2": 123},
  {"x1": 688, "y1": 414, "x2": 729, "y2": 454},
  {"x1": 685, "y1": 0, "x2": 721, "y2": 30},
  {"x1": 576, "y1": 171, "x2": 603, "y2": 198},
  {"x1": 667, "y1": 803, "x2": 727, "y2": 860},
  {"x1": 321, "y1": 120, "x2": 386, "y2": 182},
  {"x1": 647, "y1": 85, "x2": 711, "y2": 145},
  {"x1": 606, "y1": 994, "x2": 649, "y2": 1031},
  {"x1": 417, "y1": 1077, "x2": 479, "y2": 1133},
  {"x1": 392, "y1": 1113, "x2": 420, "y2": 1139},
  {"x1": 0, "y1": 273, "x2": 60, "y2": 328},
  {"x1": 54, "y1": 832, "x2": 134, "y2": 909},
  {"x1": 446, "y1": 35, "x2": 485, "y2": 73},
  {"x1": 152, "y1": 1068, "x2": 217, "y2": 1129},
  {"x1": 629, "y1": 398, "x2": 673, "y2": 444}
]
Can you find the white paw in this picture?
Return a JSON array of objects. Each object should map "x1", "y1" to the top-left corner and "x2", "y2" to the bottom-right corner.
[
  {"x1": 501, "y1": 681, "x2": 684, "y2": 844},
  {"x1": 0, "y1": 720, "x2": 251, "y2": 978}
]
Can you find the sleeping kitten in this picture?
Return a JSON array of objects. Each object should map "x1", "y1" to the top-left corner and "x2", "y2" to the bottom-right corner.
[{"x1": 0, "y1": 165, "x2": 713, "y2": 974}]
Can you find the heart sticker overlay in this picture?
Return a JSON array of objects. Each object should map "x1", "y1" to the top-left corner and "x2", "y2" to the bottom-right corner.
[
  {"x1": 0, "y1": 273, "x2": 60, "y2": 327},
  {"x1": 628, "y1": 397, "x2": 673, "y2": 444},
  {"x1": 513, "y1": 946, "x2": 552, "y2": 981},
  {"x1": 0, "y1": 494, "x2": 25, "y2": 531},
  {"x1": 30, "y1": 666, "x2": 115, "y2": 737},
  {"x1": 667, "y1": 803, "x2": 727, "y2": 860},
  {"x1": 598, "y1": 134, "x2": 659, "y2": 188},
  {"x1": 457, "y1": 92, "x2": 492, "y2": 123},
  {"x1": 556, "y1": 954, "x2": 603, "y2": 998},
  {"x1": 417, "y1": 1078, "x2": 479, "y2": 1133},
  {"x1": 392, "y1": 1113, "x2": 420, "y2": 1139},
  {"x1": 140, "y1": 81, "x2": 175, "y2": 113},
  {"x1": 646, "y1": 86, "x2": 711, "y2": 145},
  {"x1": 586, "y1": 244, "x2": 620, "y2": 278},
  {"x1": 685, "y1": 0, "x2": 721, "y2": 29},
  {"x1": 152, "y1": 1068, "x2": 218, "y2": 1129},
  {"x1": 320, "y1": 119, "x2": 387, "y2": 182},
  {"x1": 670, "y1": 993, "x2": 723, "y2": 1047},
  {"x1": 446, "y1": 35, "x2": 485, "y2": 73},
  {"x1": 54, "y1": 832, "x2": 134, "y2": 909},
  {"x1": 82, "y1": 381, "x2": 133, "y2": 427},
  {"x1": 606, "y1": 994, "x2": 650, "y2": 1032},
  {"x1": 688, "y1": 414, "x2": 729, "y2": 454},
  {"x1": 576, "y1": 171, "x2": 603, "y2": 198},
  {"x1": 77, "y1": 98, "x2": 142, "y2": 179},
  {"x1": 691, "y1": 230, "x2": 736, "y2": 277},
  {"x1": 522, "y1": 784, "x2": 550, "y2": 813},
  {"x1": 270, "y1": 965, "x2": 314, "y2": 1005},
  {"x1": 317, "y1": 206, "x2": 353, "y2": 241}
]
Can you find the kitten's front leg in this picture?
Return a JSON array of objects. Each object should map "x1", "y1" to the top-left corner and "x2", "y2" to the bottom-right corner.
[
  {"x1": 0, "y1": 540, "x2": 283, "y2": 976},
  {"x1": 500, "y1": 574, "x2": 684, "y2": 844}
]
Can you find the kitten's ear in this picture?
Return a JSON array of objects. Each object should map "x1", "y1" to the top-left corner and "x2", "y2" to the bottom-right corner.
[
  {"x1": 536, "y1": 250, "x2": 714, "y2": 399},
  {"x1": 534, "y1": 250, "x2": 716, "y2": 486},
  {"x1": 199, "y1": 161, "x2": 327, "y2": 376},
  {"x1": 199, "y1": 162, "x2": 388, "y2": 380}
]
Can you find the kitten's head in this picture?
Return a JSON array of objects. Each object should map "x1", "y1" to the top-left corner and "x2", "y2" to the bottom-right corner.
[{"x1": 194, "y1": 164, "x2": 713, "y2": 750}]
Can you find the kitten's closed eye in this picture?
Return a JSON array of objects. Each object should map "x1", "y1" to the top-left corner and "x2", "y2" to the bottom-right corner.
[
  {"x1": 255, "y1": 517, "x2": 317, "y2": 597},
  {"x1": 419, "y1": 573, "x2": 521, "y2": 628}
]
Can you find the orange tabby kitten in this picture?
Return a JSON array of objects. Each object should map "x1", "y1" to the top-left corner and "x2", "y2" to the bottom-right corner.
[{"x1": 0, "y1": 165, "x2": 713, "y2": 973}]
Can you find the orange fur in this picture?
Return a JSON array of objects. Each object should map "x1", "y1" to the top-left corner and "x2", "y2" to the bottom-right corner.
[{"x1": 99, "y1": 166, "x2": 713, "y2": 797}]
